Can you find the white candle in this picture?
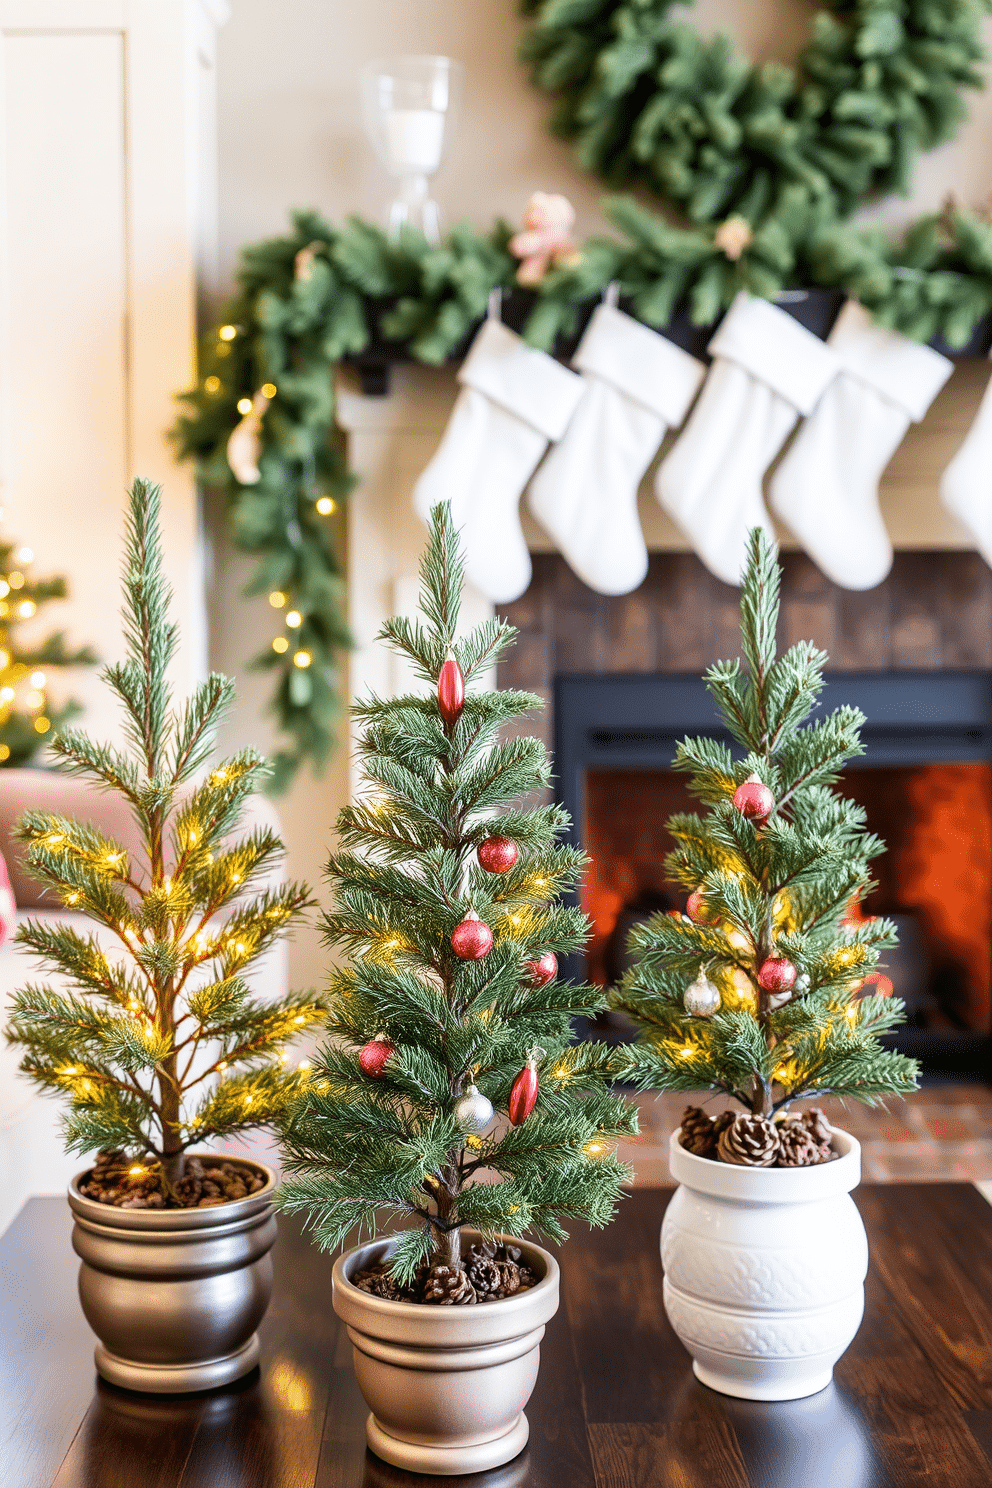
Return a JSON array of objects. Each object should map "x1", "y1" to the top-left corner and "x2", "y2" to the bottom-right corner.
[{"x1": 383, "y1": 109, "x2": 445, "y2": 175}]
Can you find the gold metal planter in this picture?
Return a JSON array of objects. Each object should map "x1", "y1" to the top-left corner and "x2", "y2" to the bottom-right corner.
[
  {"x1": 68, "y1": 1157, "x2": 277, "y2": 1393},
  {"x1": 332, "y1": 1231, "x2": 560, "y2": 1475}
]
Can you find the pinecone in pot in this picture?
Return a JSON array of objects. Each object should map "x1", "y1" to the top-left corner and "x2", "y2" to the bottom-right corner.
[
  {"x1": 801, "y1": 1107, "x2": 833, "y2": 1153},
  {"x1": 679, "y1": 1105, "x2": 716, "y2": 1157},
  {"x1": 354, "y1": 1262, "x2": 408, "y2": 1301},
  {"x1": 422, "y1": 1263, "x2": 477, "y2": 1305},
  {"x1": 716, "y1": 1113, "x2": 780, "y2": 1167},
  {"x1": 466, "y1": 1243, "x2": 524, "y2": 1300},
  {"x1": 465, "y1": 1246, "x2": 502, "y2": 1299},
  {"x1": 775, "y1": 1120, "x2": 828, "y2": 1167}
]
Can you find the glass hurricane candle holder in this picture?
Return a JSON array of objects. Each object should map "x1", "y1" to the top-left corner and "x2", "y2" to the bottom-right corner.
[{"x1": 361, "y1": 55, "x2": 463, "y2": 244}]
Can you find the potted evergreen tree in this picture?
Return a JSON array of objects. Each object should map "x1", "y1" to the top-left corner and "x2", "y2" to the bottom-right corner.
[
  {"x1": 277, "y1": 504, "x2": 636, "y2": 1475},
  {"x1": 6, "y1": 479, "x2": 325, "y2": 1393},
  {"x1": 613, "y1": 528, "x2": 918, "y2": 1402}
]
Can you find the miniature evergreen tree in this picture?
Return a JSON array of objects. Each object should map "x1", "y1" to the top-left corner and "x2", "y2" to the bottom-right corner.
[
  {"x1": 613, "y1": 529, "x2": 918, "y2": 1165},
  {"x1": 0, "y1": 532, "x2": 96, "y2": 766},
  {"x1": 6, "y1": 479, "x2": 325, "y2": 1199},
  {"x1": 277, "y1": 504, "x2": 635, "y2": 1293}
]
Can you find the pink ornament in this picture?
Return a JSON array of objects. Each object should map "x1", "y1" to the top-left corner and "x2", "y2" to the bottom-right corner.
[
  {"x1": 478, "y1": 836, "x2": 518, "y2": 874},
  {"x1": 438, "y1": 657, "x2": 465, "y2": 728},
  {"x1": 509, "y1": 193, "x2": 583, "y2": 286},
  {"x1": 358, "y1": 1037, "x2": 395, "y2": 1078},
  {"x1": 733, "y1": 773, "x2": 775, "y2": 822},
  {"x1": 452, "y1": 912, "x2": 493, "y2": 961},
  {"x1": 685, "y1": 889, "x2": 711, "y2": 924},
  {"x1": 525, "y1": 951, "x2": 558, "y2": 987},
  {"x1": 757, "y1": 957, "x2": 797, "y2": 994}
]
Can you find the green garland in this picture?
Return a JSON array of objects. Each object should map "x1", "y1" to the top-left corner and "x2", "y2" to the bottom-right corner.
[
  {"x1": 175, "y1": 203, "x2": 992, "y2": 786},
  {"x1": 519, "y1": 0, "x2": 991, "y2": 226}
]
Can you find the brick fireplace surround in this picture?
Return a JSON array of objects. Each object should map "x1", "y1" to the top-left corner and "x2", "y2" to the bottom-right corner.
[{"x1": 496, "y1": 550, "x2": 992, "y2": 1184}]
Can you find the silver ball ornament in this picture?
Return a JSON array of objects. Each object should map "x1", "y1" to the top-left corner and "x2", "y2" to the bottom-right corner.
[
  {"x1": 684, "y1": 970, "x2": 721, "y2": 1018},
  {"x1": 454, "y1": 1083, "x2": 494, "y2": 1133}
]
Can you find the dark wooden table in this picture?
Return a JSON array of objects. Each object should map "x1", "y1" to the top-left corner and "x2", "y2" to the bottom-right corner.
[{"x1": 5, "y1": 1186, "x2": 992, "y2": 1488}]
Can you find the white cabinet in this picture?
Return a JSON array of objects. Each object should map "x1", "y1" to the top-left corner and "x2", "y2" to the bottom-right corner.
[{"x1": 0, "y1": 0, "x2": 227, "y2": 736}]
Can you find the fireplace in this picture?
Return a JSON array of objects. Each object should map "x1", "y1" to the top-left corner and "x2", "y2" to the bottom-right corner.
[{"x1": 553, "y1": 670, "x2": 992, "y2": 1072}]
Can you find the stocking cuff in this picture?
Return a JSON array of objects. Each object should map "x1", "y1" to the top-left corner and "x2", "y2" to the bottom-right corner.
[
  {"x1": 573, "y1": 303, "x2": 706, "y2": 426},
  {"x1": 458, "y1": 318, "x2": 584, "y2": 440},
  {"x1": 828, "y1": 300, "x2": 953, "y2": 422},
  {"x1": 708, "y1": 292, "x2": 839, "y2": 415}
]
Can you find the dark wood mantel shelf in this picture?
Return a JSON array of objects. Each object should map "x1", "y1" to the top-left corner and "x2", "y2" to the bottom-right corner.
[{"x1": 4, "y1": 1185, "x2": 992, "y2": 1487}]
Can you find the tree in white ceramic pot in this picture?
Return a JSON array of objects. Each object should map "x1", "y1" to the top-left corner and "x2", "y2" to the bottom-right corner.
[
  {"x1": 612, "y1": 527, "x2": 919, "y2": 1402},
  {"x1": 277, "y1": 503, "x2": 636, "y2": 1474},
  {"x1": 6, "y1": 478, "x2": 325, "y2": 1392}
]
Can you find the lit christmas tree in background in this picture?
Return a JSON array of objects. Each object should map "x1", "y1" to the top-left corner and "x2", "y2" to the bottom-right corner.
[
  {"x1": 0, "y1": 519, "x2": 96, "y2": 767},
  {"x1": 614, "y1": 528, "x2": 919, "y2": 1168}
]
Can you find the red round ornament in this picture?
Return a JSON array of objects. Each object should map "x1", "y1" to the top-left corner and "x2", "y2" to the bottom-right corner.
[
  {"x1": 508, "y1": 1055, "x2": 540, "y2": 1126},
  {"x1": 452, "y1": 912, "x2": 493, "y2": 960},
  {"x1": 525, "y1": 951, "x2": 557, "y2": 987},
  {"x1": 358, "y1": 1037, "x2": 394, "y2": 1077},
  {"x1": 685, "y1": 889, "x2": 712, "y2": 924},
  {"x1": 757, "y1": 957, "x2": 797, "y2": 994},
  {"x1": 437, "y1": 656, "x2": 465, "y2": 727},
  {"x1": 478, "y1": 836, "x2": 518, "y2": 874},
  {"x1": 732, "y1": 773, "x2": 775, "y2": 822}
]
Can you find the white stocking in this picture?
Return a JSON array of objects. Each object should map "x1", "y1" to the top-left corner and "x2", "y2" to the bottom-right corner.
[
  {"x1": 528, "y1": 303, "x2": 705, "y2": 594},
  {"x1": 941, "y1": 351, "x2": 992, "y2": 566},
  {"x1": 413, "y1": 318, "x2": 583, "y2": 603},
  {"x1": 656, "y1": 292, "x2": 840, "y2": 586},
  {"x1": 771, "y1": 300, "x2": 953, "y2": 589}
]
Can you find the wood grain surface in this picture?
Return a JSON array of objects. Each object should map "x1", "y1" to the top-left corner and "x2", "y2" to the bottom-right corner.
[{"x1": 4, "y1": 1186, "x2": 992, "y2": 1487}]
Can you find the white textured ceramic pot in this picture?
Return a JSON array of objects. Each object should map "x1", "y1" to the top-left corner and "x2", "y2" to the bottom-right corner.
[
  {"x1": 662, "y1": 1128, "x2": 867, "y2": 1402},
  {"x1": 332, "y1": 1232, "x2": 560, "y2": 1476}
]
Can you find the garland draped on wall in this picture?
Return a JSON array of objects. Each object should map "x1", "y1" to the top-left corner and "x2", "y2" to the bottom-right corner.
[{"x1": 175, "y1": 0, "x2": 992, "y2": 788}]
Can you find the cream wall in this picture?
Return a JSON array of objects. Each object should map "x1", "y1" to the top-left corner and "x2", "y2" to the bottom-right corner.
[{"x1": 210, "y1": 1, "x2": 992, "y2": 990}]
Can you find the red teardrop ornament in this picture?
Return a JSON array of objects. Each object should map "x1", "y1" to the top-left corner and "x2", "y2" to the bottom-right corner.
[
  {"x1": 438, "y1": 657, "x2": 465, "y2": 727},
  {"x1": 452, "y1": 913, "x2": 493, "y2": 960},
  {"x1": 757, "y1": 957, "x2": 797, "y2": 994},
  {"x1": 525, "y1": 951, "x2": 557, "y2": 987},
  {"x1": 508, "y1": 1062, "x2": 539, "y2": 1126},
  {"x1": 358, "y1": 1038, "x2": 395, "y2": 1077},
  {"x1": 478, "y1": 836, "x2": 518, "y2": 874}
]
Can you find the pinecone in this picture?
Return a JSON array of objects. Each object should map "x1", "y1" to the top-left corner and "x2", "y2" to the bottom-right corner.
[
  {"x1": 679, "y1": 1105, "x2": 716, "y2": 1157},
  {"x1": 801, "y1": 1108, "x2": 833, "y2": 1151},
  {"x1": 775, "y1": 1121, "x2": 827, "y2": 1168},
  {"x1": 421, "y1": 1264, "x2": 477, "y2": 1305},
  {"x1": 466, "y1": 1243, "x2": 524, "y2": 1300},
  {"x1": 465, "y1": 1246, "x2": 501, "y2": 1299},
  {"x1": 716, "y1": 1114, "x2": 780, "y2": 1167},
  {"x1": 353, "y1": 1263, "x2": 407, "y2": 1302}
]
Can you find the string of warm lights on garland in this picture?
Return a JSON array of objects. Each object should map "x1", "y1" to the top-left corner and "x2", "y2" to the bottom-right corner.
[
  {"x1": 0, "y1": 523, "x2": 96, "y2": 767},
  {"x1": 174, "y1": 1, "x2": 992, "y2": 787}
]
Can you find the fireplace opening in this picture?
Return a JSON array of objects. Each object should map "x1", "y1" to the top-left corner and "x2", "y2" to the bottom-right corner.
[
  {"x1": 555, "y1": 670, "x2": 992, "y2": 1071},
  {"x1": 582, "y1": 763, "x2": 992, "y2": 1036}
]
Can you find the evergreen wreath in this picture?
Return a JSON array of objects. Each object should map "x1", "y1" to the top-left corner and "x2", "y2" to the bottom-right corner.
[{"x1": 519, "y1": 0, "x2": 991, "y2": 226}]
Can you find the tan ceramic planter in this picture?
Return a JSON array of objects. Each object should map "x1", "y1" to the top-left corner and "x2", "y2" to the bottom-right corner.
[
  {"x1": 332, "y1": 1232, "x2": 560, "y2": 1475},
  {"x1": 68, "y1": 1156, "x2": 277, "y2": 1393}
]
